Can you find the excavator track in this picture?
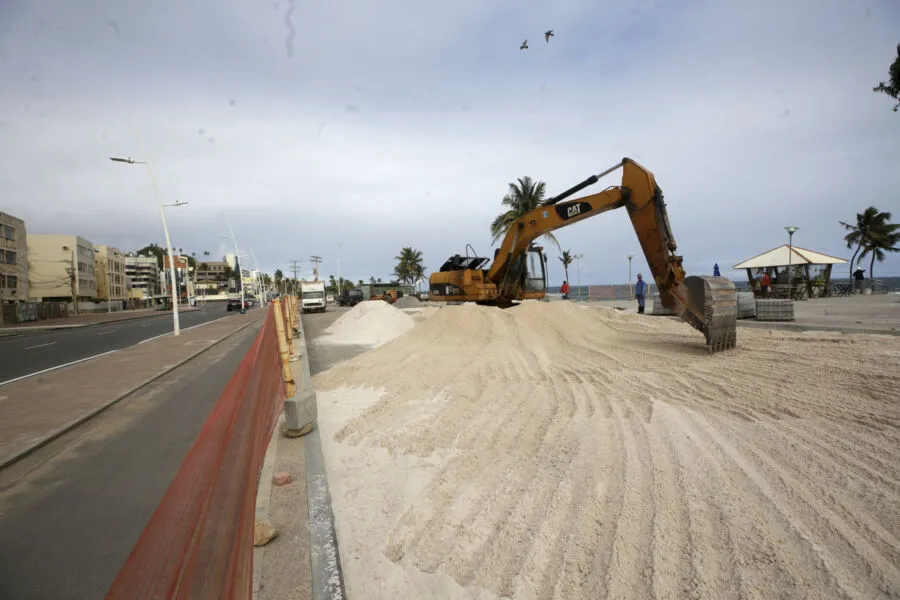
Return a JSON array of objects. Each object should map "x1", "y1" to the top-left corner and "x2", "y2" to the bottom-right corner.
[{"x1": 682, "y1": 276, "x2": 738, "y2": 353}]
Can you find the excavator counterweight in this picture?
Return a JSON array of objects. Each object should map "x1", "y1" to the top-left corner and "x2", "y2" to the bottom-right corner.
[{"x1": 426, "y1": 158, "x2": 738, "y2": 353}]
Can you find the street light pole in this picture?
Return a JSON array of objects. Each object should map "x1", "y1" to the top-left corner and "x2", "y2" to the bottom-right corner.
[
  {"x1": 627, "y1": 254, "x2": 634, "y2": 298},
  {"x1": 574, "y1": 254, "x2": 584, "y2": 301},
  {"x1": 222, "y1": 218, "x2": 244, "y2": 312},
  {"x1": 109, "y1": 124, "x2": 183, "y2": 336},
  {"x1": 785, "y1": 225, "x2": 799, "y2": 292}
]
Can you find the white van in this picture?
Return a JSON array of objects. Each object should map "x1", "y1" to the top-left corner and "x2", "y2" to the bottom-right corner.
[{"x1": 300, "y1": 281, "x2": 327, "y2": 313}]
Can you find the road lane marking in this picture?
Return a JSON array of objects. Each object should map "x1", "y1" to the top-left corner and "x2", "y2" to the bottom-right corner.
[
  {"x1": 138, "y1": 331, "x2": 170, "y2": 345},
  {"x1": 137, "y1": 316, "x2": 231, "y2": 344},
  {"x1": 25, "y1": 342, "x2": 58, "y2": 350},
  {"x1": 97, "y1": 330, "x2": 116, "y2": 335},
  {"x1": 0, "y1": 349, "x2": 121, "y2": 387},
  {"x1": 140, "y1": 323, "x2": 151, "y2": 327}
]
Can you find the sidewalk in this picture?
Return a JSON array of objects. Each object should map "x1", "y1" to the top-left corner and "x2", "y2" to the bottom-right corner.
[
  {"x1": 0, "y1": 310, "x2": 266, "y2": 471},
  {"x1": 1, "y1": 307, "x2": 201, "y2": 331}
]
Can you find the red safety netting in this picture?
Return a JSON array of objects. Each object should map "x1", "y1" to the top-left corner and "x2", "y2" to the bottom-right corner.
[{"x1": 106, "y1": 305, "x2": 286, "y2": 600}]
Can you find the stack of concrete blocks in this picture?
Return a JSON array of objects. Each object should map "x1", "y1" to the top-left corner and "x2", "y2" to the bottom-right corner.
[
  {"x1": 736, "y1": 291, "x2": 756, "y2": 319},
  {"x1": 650, "y1": 293, "x2": 675, "y2": 316},
  {"x1": 755, "y1": 298, "x2": 794, "y2": 321}
]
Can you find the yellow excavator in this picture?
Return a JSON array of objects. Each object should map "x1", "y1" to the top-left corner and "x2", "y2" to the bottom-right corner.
[{"x1": 426, "y1": 157, "x2": 737, "y2": 352}]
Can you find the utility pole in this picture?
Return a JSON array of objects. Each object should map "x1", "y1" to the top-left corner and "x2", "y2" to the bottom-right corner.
[
  {"x1": 310, "y1": 255, "x2": 322, "y2": 282},
  {"x1": 288, "y1": 259, "x2": 302, "y2": 294},
  {"x1": 64, "y1": 245, "x2": 79, "y2": 316}
]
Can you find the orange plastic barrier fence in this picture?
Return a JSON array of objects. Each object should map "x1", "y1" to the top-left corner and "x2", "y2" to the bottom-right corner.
[{"x1": 106, "y1": 306, "x2": 286, "y2": 599}]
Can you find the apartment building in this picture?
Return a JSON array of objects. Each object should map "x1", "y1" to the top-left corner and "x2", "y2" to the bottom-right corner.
[
  {"x1": 0, "y1": 211, "x2": 28, "y2": 304},
  {"x1": 95, "y1": 246, "x2": 127, "y2": 301},
  {"x1": 196, "y1": 260, "x2": 229, "y2": 295},
  {"x1": 125, "y1": 253, "x2": 161, "y2": 298},
  {"x1": 27, "y1": 234, "x2": 97, "y2": 301}
]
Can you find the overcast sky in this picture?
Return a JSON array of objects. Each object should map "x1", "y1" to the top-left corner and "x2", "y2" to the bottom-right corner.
[{"x1": 1, "y1": 0, "x2": 898, "y2": 285}]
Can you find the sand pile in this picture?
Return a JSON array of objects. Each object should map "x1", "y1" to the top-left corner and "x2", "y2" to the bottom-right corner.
[
  {"x1": 393, "y1": 295, "x2": 423, "y2": 308},
  {"x1": 317, "y1": 300, "x2": 414, "y2": 347},
  {"x1": 313, "y1": 301, "x2": 900, "y2": 600}
]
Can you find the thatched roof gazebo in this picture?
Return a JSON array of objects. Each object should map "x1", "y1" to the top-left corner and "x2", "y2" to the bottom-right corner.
[{"x1": 733, "y1": 245, "x2": 848, "y2": 299}]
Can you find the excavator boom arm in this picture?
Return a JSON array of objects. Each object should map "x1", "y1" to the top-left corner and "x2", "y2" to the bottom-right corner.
[
  {"x1": 485, "y1": 187, "x2": 628, "y2": 282},
  {"x1": 485, "y1": 157, "x2": 737, "y2": 351}
]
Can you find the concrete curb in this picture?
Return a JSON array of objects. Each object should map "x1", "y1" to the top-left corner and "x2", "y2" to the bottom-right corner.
[
  {"x1": 299, "y1": 314, "x2": 347, "y2": 600},
  {"x1": 0, "y1": 313, "x2": 265, "y2": 473},
  {"x1": 736, "y1": 320, "x2": 900, "y2": 336},
  {"x1": 0, "y1": 308, "x2": 203, "y2": 332}
]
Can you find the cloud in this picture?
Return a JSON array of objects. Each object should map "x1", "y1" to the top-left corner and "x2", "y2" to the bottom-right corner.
[{"x1": 0, "y1": 0, "x2": 898, "y2": 286}]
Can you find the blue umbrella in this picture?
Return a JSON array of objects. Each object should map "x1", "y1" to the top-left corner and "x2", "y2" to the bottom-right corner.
[{"x1": 713, "y1": 263, "x2": 721, "y2": 277}]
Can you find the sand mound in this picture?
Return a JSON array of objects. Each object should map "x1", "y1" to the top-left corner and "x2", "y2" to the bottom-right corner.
[
  {"x1": 393, "y1": 295, "x2": 423, "y2": 308},
  {"x1": 313, "y1": 302, "x2": 900, "y2": 600},
  {"x1": 318, "y1": 300, "x2": 414, "y2": 347}
]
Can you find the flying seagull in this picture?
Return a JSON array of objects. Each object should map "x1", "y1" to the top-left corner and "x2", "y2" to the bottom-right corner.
[
  {"x1": 545, "y1": 29, "x2": 555, "y2": 42},
  {"x1": 520, "y1": 39, "x2": 528, "y2": 50}
]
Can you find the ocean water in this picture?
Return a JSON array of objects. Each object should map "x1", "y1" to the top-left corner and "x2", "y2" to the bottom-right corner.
[{"x1": 548, "y1": 276, "x2": 900, "y2": 299}]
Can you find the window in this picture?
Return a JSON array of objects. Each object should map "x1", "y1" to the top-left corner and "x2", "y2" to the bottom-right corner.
[
  {"x1": 7, "y1": 275, "x2": 16, "y2": 289},
  {"x1": 302, "y1": 291, "x2": 325, "y2": 299},
  {"x1": 4, "y1": 250, "x2": 14, "y2": 265},
  {"x1": 3, "y1": 225, "x2": 14, "y2": 240},
  {"x1": 525, "y1": 250, "x2": 546, "y2": 293}
]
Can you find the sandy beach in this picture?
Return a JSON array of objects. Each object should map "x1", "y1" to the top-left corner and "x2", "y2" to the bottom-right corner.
[{"x1": 312, "y1": 301, "x2": 900, "y2": 600}]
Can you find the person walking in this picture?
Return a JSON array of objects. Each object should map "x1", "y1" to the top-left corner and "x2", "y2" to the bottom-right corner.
[
  {"x1": 634, "y1": 273, "x2": 648, "y2": 314},
  {"x1": 760, "y1": 271, "x2": 771, "y2": 298},
  {"x1": 560, "y1": 280, "x2": 570, "y2": 300}
]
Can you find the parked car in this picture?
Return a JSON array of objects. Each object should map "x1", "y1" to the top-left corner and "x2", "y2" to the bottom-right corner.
[{"x1": 226, "y1": 298, "x2": 248, "y2": 311}]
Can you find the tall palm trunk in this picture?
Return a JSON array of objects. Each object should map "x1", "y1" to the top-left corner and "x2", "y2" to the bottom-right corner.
[
  {"x1": 848, "y1": 243, "x2": 862, "y2": 281},
  {"x1": 564, "y1": 266, "x2": 569, "y2": 285},
  {"x1": 869, "y1": 251, "x2": 877, "y2": 283}
]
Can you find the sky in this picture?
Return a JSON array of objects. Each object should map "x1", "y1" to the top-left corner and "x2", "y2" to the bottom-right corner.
[{"x1": 1, "y1": 0, "x2": 899, "y2": 286}]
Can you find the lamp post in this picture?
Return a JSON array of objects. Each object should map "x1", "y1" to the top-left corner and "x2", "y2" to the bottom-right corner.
[
  {"x1": 221, "y1": 225, "x2": 245, "y2": 313},
  {"x1": 110, "y1": 126, "x2": 186, "y2": 336},
  {"x1": 573, "y1": 253, "x2": 584, "y2": 301},
  {"x1": 627, "y1": 254, "x2": 634, "y2": 298},
  {"x1": 785, "y1": 226, "x2": 799, "y2": 289}
]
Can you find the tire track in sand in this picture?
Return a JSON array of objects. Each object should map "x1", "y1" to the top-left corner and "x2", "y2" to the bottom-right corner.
[
  {"x1": 700, "y1": 411, "x2": 900, "y2": 598},
  {"x1": 602, "y1": 396, "x2": 656, "y2": 599}
]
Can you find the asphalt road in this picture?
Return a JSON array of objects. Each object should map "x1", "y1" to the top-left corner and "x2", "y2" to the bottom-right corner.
[
  {"x1": 0, "y1": 320, "x2": 262, "y2": 600},
  {"x1": 0, "y1": 303, "x2": 250, "y2": 384}
]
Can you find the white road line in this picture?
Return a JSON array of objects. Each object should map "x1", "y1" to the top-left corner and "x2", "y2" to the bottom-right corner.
[
  {"x1": 0, "y1": 349, "x2": 121, "y2": 387},
  {"x1": 140, "y1": 323, "x2": 151, "y2": 328},
  {"x1": 138, "y1": 332, "x2": 170, "y2": 345},
  {"x1": 137, "y1": 316, "x2": 230, "y2": 344},
  {"x1": 24, "y1": 342, "x2": 58, "y2": 350},
  {"x1": 97, "y1": 330, "x2": 116, "y2": 335}
]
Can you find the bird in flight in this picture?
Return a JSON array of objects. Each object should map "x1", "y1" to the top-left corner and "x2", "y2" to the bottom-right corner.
[
  {"x1": 545, "y1": 30, "x2": 555, "y2": 42},
  {"x1": 520, "y1": 39, "x2": 528, "y2": 50}
]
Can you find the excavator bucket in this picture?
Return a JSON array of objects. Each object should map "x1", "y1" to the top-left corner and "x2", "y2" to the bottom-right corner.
[{"x1": 682, "y1": 275, "x2": 738, "y2": 352}]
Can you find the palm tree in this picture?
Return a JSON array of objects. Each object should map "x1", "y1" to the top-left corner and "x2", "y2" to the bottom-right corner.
[
  {"x1": 840, "y1": 207, "x2": 893, "y2": 280},
  {"x1": 558, "y1": 250, "x2": 574, "y2": 283},
  {"x1": 859, "y1": 223, "x2": 900, "y2": 283},
  {"x1": 394, "y1": 247, "x2": 425, "y2": 285},
  {"x1": 490, "y1": 176, "x2": 560, "y2": 250},
  {"x1": 873, "y1": 43, "x2": 900, "y2": 112}
]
